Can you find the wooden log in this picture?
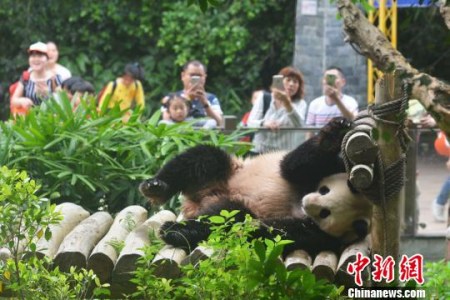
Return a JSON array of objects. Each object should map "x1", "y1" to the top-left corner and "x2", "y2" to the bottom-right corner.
[
  {"x1": 336, "y1": 238, "x2": 371, "y2": 287},
  {"x1": 152, "y1": 245, "x2": 187, "y2": 279},
  {"x1": 33, "y1": 202, "x2": 90, "y2": 259},
  {"x1": 312, "y1": 251, "x2": 338, "y2": 282},
  {"x1": 87, "y1": 205, "x2": 147, "y2": 283},
  {"x1": 284, "y1": 250, "x2": 312, "y2": 270},
  {"x1": 53, "y1": 211, "x2": 113, "y2": 272},
  {"x1": 111, "y1": 210, "x2": 177, "y2": 295},
  {"x1": 181, "y1": 245, "x2": 214, "y2": 266},
  {"x1": 113, "y1": 210, "x2": 177, "y2": 275},
  {"x1": 349, "y1": 164, "x2": 374, "y2": 190},
  {"x1": 345, "y1": 131, "x2": 379, "y2": 165}
]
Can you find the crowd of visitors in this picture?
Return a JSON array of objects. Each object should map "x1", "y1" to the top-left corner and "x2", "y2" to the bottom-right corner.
[{"x1": 8, "y1": 41, "x2": 359, "y2": 137}]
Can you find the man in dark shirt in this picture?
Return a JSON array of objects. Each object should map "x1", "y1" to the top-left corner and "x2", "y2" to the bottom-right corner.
[{"x1": 161, "y1": 60, "x2": 223, "y2": 127}]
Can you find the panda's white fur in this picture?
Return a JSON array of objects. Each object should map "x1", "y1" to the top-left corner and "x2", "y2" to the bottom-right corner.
[
  {"x1": 302, "y1": 173, "x2": 373, "y2": 243},
  {"x1": 227, "y1": 151, "x2": 302, "y2": 219}
]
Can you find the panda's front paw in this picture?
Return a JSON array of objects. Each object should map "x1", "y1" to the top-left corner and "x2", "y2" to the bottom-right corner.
[
  {"x1": 327, "y1": 117, "x2": 352, "y2": 133},
  {"x1": 139, "y1": 178, "x2": 170, "y2": 205},
  {"x1": 319, "y1": 117, "x2": 353, "y2": 152},
  {"x1": 159, "y1": 221, "x2": 192, "y2": 251},
  {"x1": 159, "y1": 221, "x2": 180, "y2": 242}
]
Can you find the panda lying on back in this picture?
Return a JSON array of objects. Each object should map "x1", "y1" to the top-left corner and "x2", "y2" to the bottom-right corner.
[{"x1": 140, "y1": 117, "x2": 373, "y2": 257}]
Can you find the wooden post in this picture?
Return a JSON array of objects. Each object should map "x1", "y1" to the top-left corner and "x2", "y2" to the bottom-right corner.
[{"x1": 371, "y1": 73, "x2": 405, "y2": 284}]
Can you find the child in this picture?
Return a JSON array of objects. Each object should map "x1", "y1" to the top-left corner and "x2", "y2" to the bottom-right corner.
[
  {"x1": 98, "y1": 62, "x2": 145, "y2": 112},
  {"x1": 159, "y1": 94, "x2": 191, "y2": 125},
  {"x1": 70, "y1": 80, "x2": 95, "y2": 109}
]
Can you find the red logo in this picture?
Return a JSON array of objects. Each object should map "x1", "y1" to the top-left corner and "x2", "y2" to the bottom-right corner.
[{"x1": 347, "y1": 253, "x2": 424, "y2": 286}]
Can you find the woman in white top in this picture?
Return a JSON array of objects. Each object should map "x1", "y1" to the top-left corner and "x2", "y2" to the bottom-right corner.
[
  {"x1": 46, "y1": 41, "x2": 72, "y2": 81},
  {"x1": 247, "y1": 66, "x2": 307, "y2": 154}
]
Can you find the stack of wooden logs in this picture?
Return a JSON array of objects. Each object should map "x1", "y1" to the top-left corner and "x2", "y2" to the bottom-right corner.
[{"x1": 1, "y1": 203, "x2": 371, "y2": 297}]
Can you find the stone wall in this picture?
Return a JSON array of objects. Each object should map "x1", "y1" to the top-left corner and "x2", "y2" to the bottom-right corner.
[{"x1": 294, "y1": 0, "x2": 368, "y2": 109}]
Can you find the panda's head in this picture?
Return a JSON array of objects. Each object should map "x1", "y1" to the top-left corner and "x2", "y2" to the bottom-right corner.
[{"x1": 302, "y1": 173, "x2": 373, "y2": 244}]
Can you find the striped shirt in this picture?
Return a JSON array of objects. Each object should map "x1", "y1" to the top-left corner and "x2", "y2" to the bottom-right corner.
[
  {"x1": 306, "y1": 95, "x2": 358, "y2": 127},
  {"x1": 20, "y1": 75, "x2": 63, "y2": 105}
]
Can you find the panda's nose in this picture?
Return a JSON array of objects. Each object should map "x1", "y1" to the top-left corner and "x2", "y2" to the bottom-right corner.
[{"x1": 352, "y1": 220, "x2": 369, "y2": 238}]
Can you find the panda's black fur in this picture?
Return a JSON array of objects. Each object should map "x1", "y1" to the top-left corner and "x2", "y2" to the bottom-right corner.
[
  {"x1": 159, "y1": 198, "x2": 343, "y2": 257},
  {"x1": 140, "y1": 117, "x2": 370, "y2": 257}
]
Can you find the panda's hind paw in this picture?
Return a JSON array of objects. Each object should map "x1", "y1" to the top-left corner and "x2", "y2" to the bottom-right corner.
[{"x1": 139, "y1": 178, "x2": 170, "y2": 205}]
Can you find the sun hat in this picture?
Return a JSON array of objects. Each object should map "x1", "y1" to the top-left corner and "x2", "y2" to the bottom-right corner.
[{"x1": 28, "y1": 42, "x2": 48, "y2": 56}]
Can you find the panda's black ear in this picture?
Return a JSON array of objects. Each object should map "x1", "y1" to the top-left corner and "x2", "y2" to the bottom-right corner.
[{"x1": 347, "y1": 180, "x2": 360, "y2": 194}]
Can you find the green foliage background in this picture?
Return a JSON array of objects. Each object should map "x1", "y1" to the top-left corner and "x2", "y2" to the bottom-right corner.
[
  {"x1": 0, "y1": 0, "x2": 296, "y2": 119},
  {"x1": 0, "y1": 95, "x2": 250, "y2": 213}
]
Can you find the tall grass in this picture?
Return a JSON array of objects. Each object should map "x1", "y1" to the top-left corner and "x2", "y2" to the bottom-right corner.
[{"x1": 0, "y1": 93, "x2": 250, "y2": 213}]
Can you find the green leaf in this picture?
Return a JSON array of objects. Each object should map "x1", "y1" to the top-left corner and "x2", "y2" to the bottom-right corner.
[
  {"x1": 253, "y1": 240, "x2": 266, "y2": 262},
  {"x1": 209, "y1": 216, "x2": 225, "y2": 224}
]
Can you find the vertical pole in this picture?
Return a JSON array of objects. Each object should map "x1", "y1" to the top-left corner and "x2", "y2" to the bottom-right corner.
[
  {"x1": 404, "y1": 129, "x2": 417, "y2": 236},
  {"x1": 371, "y1": 73, "x2": 404, "y2": 285}
]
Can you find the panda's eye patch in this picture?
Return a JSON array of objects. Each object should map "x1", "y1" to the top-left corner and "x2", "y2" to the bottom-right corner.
[
  {"x1": 318, "y1": 186, "x2": 330, "y2": 195},
  {"x1": 319, "y1": 209, "x2": 331, "y2": 219}
]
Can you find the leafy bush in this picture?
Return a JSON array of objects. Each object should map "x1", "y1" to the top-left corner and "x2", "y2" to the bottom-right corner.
[
  {"x1": 131, "y1": 210, "x2": 342, "y2": 299},
  {"x1": 421, "y1": 260, "x2": 450, "y2": 300},
  {"x1": 0, "y1": 94, "x2": 250, "y2": 213},
  {"x1": 0, "y1": 166, "x2": 109, "y2": 299}
]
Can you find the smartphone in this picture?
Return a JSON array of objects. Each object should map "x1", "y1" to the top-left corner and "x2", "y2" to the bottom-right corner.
[
  {"x1": 325, "y1": 74, "x2": 337, "y2": 87},
  {"x1": 190, "y1": 75, "x2": 201, "y2": 85},
  {"x1": 272, "y1": 75, "x2": 284, "y2": 90}
]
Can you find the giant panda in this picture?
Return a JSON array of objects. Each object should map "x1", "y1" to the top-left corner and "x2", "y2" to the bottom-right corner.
[{"x1": 140, "y1": 117, "x2": 373, "y2": 256}]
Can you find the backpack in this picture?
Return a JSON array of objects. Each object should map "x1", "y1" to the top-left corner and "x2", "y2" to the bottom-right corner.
[
  {"x1": 434, "y1": 131, "x2": 450, "y2": 157},
  {"x1": 97, "y1": 80, "x2": 139, "y2": 107},
  {"x1": 9, "y1": 70, "x2": 30, "y2": 116},
  {"x1": 261, "y1": 91, "x2": 271, "y2": 117},
  {"x1": 97, "y1": 80, "x2": 117, "y2": 106}
]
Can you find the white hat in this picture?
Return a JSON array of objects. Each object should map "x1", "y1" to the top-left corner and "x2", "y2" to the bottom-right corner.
[{"x1": 28, "y1": 42, "x2": 48, "y2": 56}]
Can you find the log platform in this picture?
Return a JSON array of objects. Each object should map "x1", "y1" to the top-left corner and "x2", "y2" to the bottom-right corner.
[{"x1": 2, "y1": 203, "x2": 372, "y2": 297}]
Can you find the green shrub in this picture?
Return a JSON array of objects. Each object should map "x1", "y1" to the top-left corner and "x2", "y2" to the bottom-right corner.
[
  {"x1": 0, "y1": 166, "x2": 110, "y2": 299},
  {"x1": 131, "y1": 210, "x2": 342, "y2": 299},
  {"x1": 0, "y1": 94, "x2": 250, "y2": 213},
  {"x1": 422, "y1": 260, "x2": 450, "y2": 300}
]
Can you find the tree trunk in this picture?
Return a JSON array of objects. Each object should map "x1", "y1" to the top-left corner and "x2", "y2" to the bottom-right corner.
[
  {"x1": 371, "y1": 74, "x2": 404, "y2": 285},
  {"x1": 337, "y1": 0, "x2": 450, "y2": 135}
]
